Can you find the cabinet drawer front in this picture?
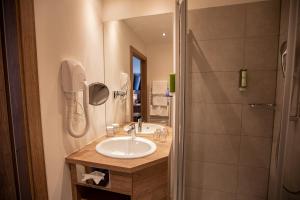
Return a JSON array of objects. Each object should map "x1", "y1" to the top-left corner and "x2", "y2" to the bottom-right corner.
[{"x1": 110, "y1": 171, "x2": 132, "y2": 195}]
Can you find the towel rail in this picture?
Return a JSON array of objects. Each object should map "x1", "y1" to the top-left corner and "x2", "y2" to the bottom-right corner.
[{"x1": 248, "y1": 103, "x2": 276, "y2": 110}]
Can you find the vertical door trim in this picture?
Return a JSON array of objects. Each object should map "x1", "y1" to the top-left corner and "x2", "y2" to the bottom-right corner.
[
  {"x1": 1, "y1": 0, "x2": 48, "y2": 198},
  {"x1": 130, "y1": 46, "x2": 147, "y2": 121},
  {"x1": 17, "y1": 0, "x2": 49, "y2": 198},
  {"x1": 0, "y1": 19, "x2": 18, "y2": 200},
  {"x1": 1, "y1": 0, "x2": 33, "y2": 198}
]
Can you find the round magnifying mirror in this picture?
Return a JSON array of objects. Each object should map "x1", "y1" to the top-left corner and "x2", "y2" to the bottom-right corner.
[{"x1": 89, "y1": 83, "x2": 109, "y2": 106}]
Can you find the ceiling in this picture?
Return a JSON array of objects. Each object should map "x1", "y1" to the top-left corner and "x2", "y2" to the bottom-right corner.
[{"x1": 124, "y1": 13, "x2": 173, "y2": 45}]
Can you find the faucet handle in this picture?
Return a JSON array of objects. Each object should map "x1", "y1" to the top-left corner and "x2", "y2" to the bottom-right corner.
[
  {"x1": 127, "y1": 123, "x2": 136, "y2": 138},
  {"x1": 138, "y1": 117, "x2": 142, "y2": 122},
  {"x1": 126, "y1": 123, "x2": 135, "y2": 133},
  {"x1": 129, "y1": 122, "x2": 135, "y2": 128}
]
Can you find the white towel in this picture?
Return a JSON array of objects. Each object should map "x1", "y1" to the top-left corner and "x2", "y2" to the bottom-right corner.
[
  {"x1": 152, "y1": 96, "x2": 168, "y2": 106},
  {"x1": 152, "y1": 80, "x2": 168, "y2": 94},
  {"x1": 82, "y1": 171, "x2": 105, "y2": 184},
  {"x1": 150, "y1": 105, "x2": 169, "y2": 117},
  {"x1": 120, "y1": 72, "x2": 129, "y2": 90}
]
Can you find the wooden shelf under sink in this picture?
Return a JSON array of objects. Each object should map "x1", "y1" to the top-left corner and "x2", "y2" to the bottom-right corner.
[{"x1": 69, "y1": 161, "x2": 169, "y2": 200}]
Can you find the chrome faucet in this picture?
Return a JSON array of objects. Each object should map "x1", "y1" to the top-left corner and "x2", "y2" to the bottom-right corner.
[
  {"x1": 127, "y1": 123, "x2": 136, "y2": 138},
  {"x1": 138, "y1": 118, "x2": 142, "y2": 132}
]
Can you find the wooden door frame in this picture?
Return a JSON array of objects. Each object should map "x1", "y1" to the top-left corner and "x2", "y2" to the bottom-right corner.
[
  {"x1": 1, "y1": 0, "x2": 48, "y2": 199},
  {"x1": 129, "y1": 46, "x2": 147, "y2": 121},
  {"x1": 0, "y1": 19, "x2": 18, "y2": 200}
]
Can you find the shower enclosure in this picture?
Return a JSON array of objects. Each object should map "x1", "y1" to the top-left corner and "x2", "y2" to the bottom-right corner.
[
  {"x1": 269, "y1": 1, "x2": 300, "y2": 200},
  {"x1": 173, "y1": 0, "x2": 300, "y2": 199}
]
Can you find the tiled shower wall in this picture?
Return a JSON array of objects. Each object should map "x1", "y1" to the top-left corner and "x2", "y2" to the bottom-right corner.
[{"x1": 184, "y1": 1, "x2": 280, "y2": 199}]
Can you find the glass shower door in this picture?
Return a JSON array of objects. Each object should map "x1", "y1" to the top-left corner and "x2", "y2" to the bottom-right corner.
[
  {"x1": 175, "y1": 0, "x2": 287, "y2": 200},
  {"x1": 270, "y1": 1, "x2": 300, "y2": 199},
  {"x1": 172, "y1": 0, "x2": 187, "y2": 199}
]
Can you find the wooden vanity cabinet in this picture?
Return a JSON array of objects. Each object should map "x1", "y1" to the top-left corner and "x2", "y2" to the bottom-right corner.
[
  {"x1": 66, "y1": 131, "x2": 172, "y2": 200},
  {"x1": 69, "y1": 161, "x2": 168, "y2": 200}
]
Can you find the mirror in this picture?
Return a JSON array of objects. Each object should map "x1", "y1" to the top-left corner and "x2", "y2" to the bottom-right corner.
[
  {"x1": 89, "y1": 83, "x2": 109, "y2": 106},
  {"x1": 104, "y1": 13, "x2": 174, "y2": 125}
]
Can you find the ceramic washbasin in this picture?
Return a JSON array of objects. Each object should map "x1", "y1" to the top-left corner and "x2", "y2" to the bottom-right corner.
[{"x1": 95, "y1": 136, "x2": 156, "y2": 159}]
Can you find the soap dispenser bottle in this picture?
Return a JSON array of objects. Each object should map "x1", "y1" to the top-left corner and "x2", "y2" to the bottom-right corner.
[{"x1": 239, "y1": 68, "x2": 248, "y2": 92}]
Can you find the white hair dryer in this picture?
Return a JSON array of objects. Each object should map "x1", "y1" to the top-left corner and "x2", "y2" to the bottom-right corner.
[{"x1": 61, "y1": 60, "x2": 90, "y2": 138}]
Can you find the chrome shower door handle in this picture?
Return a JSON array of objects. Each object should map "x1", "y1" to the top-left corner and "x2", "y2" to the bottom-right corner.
[
  {"x1": 280, "y1": 41, "x2": 288, "y2": 78},
  {"x1": 281, "y1": 49, "x2": 287, "y2": 78}
]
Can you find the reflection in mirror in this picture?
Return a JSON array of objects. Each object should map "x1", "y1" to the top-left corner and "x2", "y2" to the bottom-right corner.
[
  {"x1": 89, "y1": 83, "x2": 109, "y2": 106},
  {"x1": 104, "y1": 13, "x2": 174, "y2": 126}
]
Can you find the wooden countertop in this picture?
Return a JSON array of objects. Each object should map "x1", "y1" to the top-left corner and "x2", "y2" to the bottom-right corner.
[{"x1": 66, "y1": 127, "x2": 172, "y2": 173}]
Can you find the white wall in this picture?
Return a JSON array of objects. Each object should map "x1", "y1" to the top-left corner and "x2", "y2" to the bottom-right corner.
[
  {"x1": 147, "y1": 43, "x2": 173, "y2": 118},
  {"x1": 34, "y1": 0, "x2": 106, "y2": 199},
  {"x1": 102, "y1": 0, "x2": 173, "y2": 21},
  {"x1": 104, "y1": 20, "x2": 146, "y2": 124},
  {"x1": 102, "y1": 0, "x2": 267, "y2": 22},
  {"x1": 147, "y1": 43, "x2": 173, "y2": 85}
]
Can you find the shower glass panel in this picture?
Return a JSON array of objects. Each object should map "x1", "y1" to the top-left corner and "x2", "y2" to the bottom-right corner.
[
  {"x1": 180, "y1": 1, "x2": 281, "y2": 199},
  {"x1": 268, "y1": 1, "x2": 300, "y2": 200},
  {"x1": 172, "y1": 0, "x2": 187, "y2": 199}
]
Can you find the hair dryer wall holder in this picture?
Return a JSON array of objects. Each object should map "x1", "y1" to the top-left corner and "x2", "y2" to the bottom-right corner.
[{"x1": 113, "y1": 90, "x2": 127, "y2": 99}]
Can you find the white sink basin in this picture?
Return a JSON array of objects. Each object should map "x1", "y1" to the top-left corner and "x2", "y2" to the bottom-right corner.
[
  {"x1": 95, "y1": 136, "x2": 157, "y2": 159},
  {"x1": 123, "y1": 123, "x2": 165, "y2": 135}
]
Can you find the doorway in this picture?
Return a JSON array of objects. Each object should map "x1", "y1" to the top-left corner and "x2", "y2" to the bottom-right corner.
[
  {"x1": 130, "y1": 46, "x2": 147, "y2": 122},
  {"x1": 0, "y1": 0, "x2": 48, "y2": 198}
]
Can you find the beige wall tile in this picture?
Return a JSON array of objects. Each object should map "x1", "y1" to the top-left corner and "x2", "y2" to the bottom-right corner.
[
  {"x1": 282, "y1": 123, "x2": 300, "y2": 191},
  {"x1": 185, "y1": 161, "x2": 238, "y2": 193},
  {"x1": 246, "y1": 1, "x2": 280, "y2": 37},
  {"x1": 245, "y1": 37, "x2": 279, "y2": 70},
  {"x1": 190, "y1": 103, "x2": 242, "y2": 134},
  {"x1": 185, "y1": 133, "x2": 240, "y2": 164},
  {"x1": 190, "y1": 39, "x2": 243, "y2": 72},
  {"x1": 237, "y1": 166, "x2": 269, "y2": 197},
  {"x1": 279, "y1": 0, "x2": 290, "y2": 35},
  {"x1": 188, "y1": 5, "x2": 245, "y2": 40},
  {"x1": 242, "y1": 105, "x2": 274, "y2": 137},
  {"x1": 190, "y1": 73, "x2": 205, "y2": 103},
  {"x1": 239, "y1": 136, "x2": 272, "y2": 168},
  {"x1": 191, "y1": 71, "x2": 277, "y2": 105},
  {"x1": 185, "y1": 1, "x2": 280, "y2": 198},
  {"x1": 236, "y1": 194, "x2": 266, "y2": 200},
  {"x1": 185, "y1": 187, "x2": 236, "y2": 200},
  {"x1": 191, "y1": 72, "x2": 240, "y2": 103},
  {"x1": 244, "y1": 70, "x2": 277, "y2": 103}
]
